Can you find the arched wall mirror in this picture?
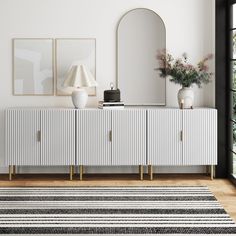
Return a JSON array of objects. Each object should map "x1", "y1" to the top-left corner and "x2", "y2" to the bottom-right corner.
[{"x1": 117, "y1": 8, "x2": 166, "y2": 105}]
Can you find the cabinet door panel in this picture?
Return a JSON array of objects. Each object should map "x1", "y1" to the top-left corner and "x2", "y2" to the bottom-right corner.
[
  {"x1": 183, "y1": 109, "x2": 217, "y2": 165},
  {"x1": 41, "y1": 110, "x2": 76, "y2": 165},
  {"x1": 77, "y1": 110, "x2": 111, "y2": 165},
  {"x1": 112, "y1": 110, "x2": 146, "y2": 165},
  {"x1": 5, "y1": 109, "x2": 40, "y2": 165},
  {"x1": 147, "y1": 109, "x2": 182, "y2": 165}
]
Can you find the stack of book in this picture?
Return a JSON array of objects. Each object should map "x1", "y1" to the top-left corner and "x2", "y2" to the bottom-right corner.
[{"x1": 98, "y1": 101, "x2": 124, "y2": 109}]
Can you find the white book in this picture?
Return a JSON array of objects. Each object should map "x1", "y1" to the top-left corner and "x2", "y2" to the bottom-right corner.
[
  {"x1": 98, "y1": 101, "x2": 124, "y2": 105},
  {"x1": 98, "y1": 104, "x2": 124, "y2": 107},
  {"x1": 98, "y1": 106, "x2": 124, "y2": 110}
]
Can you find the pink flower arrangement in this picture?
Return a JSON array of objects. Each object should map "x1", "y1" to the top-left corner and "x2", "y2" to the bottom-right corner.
[{"x1": 156, "y1": 50, "x2": 213, "y2": 88}]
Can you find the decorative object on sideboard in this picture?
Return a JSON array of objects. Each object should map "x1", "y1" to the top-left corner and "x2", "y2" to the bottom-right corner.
[
  {"x1": 178, "y1": 87, "x2": 194, "y2": 110},
  {"x1": 63, "y1": 64, "x2": 98, "y2": 109},
  {"x1": 104, "y1": 83, "x2": 121, "y2": 102},
  {"x1": 156, "y1": 51, "x2": 213, "y2": 108},
  {"x1": 98, "y1": 101, "x2": 124, "y2": 110},
  {"x1": 99, "y1": 83, "x2": 124, "y2": 109},
  {"x1": 56, "y1": 38, "x2": 96, "y2": 96},
  {"x1": 13, "y1": 38, "x2": 54, "y2": 96}
]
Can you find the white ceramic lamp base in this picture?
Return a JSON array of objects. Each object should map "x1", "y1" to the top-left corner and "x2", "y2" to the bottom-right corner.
[{"x1": 71, "y1": 88, "x2": 88, "y2": 109}]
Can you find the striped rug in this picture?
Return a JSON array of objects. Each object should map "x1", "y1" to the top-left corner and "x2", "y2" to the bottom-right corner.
[{"x1": 0, "y1": 186, "x2": 235, "y2": 235}]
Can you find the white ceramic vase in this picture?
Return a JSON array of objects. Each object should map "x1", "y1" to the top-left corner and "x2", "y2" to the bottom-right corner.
[
  {"x1": 71, "y1": 88, "x2": 88, "y2": 109},
  {"x1": 177, "y1": 86, "x2": 194, "y2": 109}
]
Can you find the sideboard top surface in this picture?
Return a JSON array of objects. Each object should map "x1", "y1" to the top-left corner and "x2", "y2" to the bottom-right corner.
[{"x1": 5, "y1": 106, "x2": 217, "y2": 111}]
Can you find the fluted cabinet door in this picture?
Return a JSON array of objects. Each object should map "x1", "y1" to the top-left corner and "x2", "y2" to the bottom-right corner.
[
  {"x1": 183, "y1": 109, "x2": 217, "y2": 165},
  {"x1": 112, "y1": 110, "x2": 146, "y2": 165},
  {"x1": 147, "y1": 109, "x2": 182, "y2": 165},
  {"x1": 76, "y1": 110, "x2": 112, "y2": 165},
  {"x1": 41, "y1": 109, "x2": 76, "y2": 165},
  {"x1": 5, "y1": 109, "x2": 40, "y2": 165}
]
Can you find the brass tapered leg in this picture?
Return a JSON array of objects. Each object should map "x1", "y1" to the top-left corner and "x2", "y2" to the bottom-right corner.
[
  {"x1": 148, "y1": 165, "x2": 153, "y2": 181},
  {"x1": 211, "y1": 165, "x2": 214, "y2": 180},
  {"x1": 69, "y1": 165, "x2": 73, "y2": 181},
  {"x1": 139, "y1": 165, "x2": 143, "y2": 180},
  {"x1": 79, "y1": 165, "x2": 83, "y2": 181},
  {"x1": 9, "y1": 165, "x2": 13, "y2": 181},
  {"x1": 13, "y1": 165, "x2": 16, "y2": 175}
]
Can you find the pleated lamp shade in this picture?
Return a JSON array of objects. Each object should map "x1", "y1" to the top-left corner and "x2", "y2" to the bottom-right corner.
[
  {"x1": 63, "y1": 64, "x2": 97, "y2": 88},
  {"x1": 63, "y1": 64, "x2": 97, "y2": 109}
]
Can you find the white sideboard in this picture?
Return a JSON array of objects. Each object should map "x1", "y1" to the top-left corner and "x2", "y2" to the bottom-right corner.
[
  {"x1": 148, "y1": 109, "x2": 217, "y2": 166},
  {"x1": 5, "y1": 109, "x2": 75, "y2": 167},
  {"x1": 5, "y1": 107, "x2": 217, "y2": 180},
  {"x1": 76, "y1": 110, "x2": 146, "y2": 167}
]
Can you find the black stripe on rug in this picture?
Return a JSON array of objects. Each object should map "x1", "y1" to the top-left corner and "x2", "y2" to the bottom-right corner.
[
  {"x1": 0, "y1": 196, "x2": 216, "y2": 201},
  {"x1": 1, "y1": 227, "x2": 236, "y2": 234},
  {"x1": 0, "y1": 208, "x2": 227, "y2": 215}
]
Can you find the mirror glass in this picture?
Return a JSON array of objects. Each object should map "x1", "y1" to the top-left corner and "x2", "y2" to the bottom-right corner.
[
  {"x1": 13, "y1": 39, "x2": 54, "y2": 95},
  {"x1": 56, "y1": 38, "x2": 96, "y2": 96},
  {"x1": 117, "y1": 8, "x2": 166, "y2": 105}
]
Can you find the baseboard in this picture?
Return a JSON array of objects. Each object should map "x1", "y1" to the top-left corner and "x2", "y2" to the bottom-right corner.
[{"x1": 0, "y1": 166, "x2": 206, "y2": 174}]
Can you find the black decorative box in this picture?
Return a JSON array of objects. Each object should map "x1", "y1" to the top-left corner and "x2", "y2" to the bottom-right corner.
[{"x1": 104, "y1": 86, "x2": 120, "y2": 102}]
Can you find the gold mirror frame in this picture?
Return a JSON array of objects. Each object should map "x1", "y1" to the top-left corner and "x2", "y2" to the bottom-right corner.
[{"x1": 116, "y1": 8, "x2": 166, "y2": 106}]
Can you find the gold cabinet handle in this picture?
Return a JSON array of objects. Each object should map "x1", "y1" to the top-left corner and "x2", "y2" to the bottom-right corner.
[
  {"x1": 180, "y1": 130, "x2": 183, "y2": 142},
  {"x1": 109, "y1": 130, "x2": 112, "y2": 142},
  {"x1": 37, "y1": 131, "x2": 41, "y2": 142}
]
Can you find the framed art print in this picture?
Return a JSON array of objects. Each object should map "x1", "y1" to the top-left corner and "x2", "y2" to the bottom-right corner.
[
  {"x1": 56, "y1": 38, "x2": 96, "y2": 96},
  {"x1": 13, "y1": 38, "x2": 54, "y2": 95}
]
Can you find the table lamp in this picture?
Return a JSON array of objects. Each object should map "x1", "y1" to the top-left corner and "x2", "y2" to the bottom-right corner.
[{"x1": 63, "y1": 64, "x2": 98, "y2": 108}]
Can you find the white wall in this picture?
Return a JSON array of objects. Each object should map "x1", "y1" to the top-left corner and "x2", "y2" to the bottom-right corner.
[{"x1": 0, "y1": 0, "x2": 215, "y2": 173}]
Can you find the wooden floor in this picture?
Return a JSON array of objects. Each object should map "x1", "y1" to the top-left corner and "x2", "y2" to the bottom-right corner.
[{"x1": 0, "y1": 173, "x2": 236, "y2": 222}]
